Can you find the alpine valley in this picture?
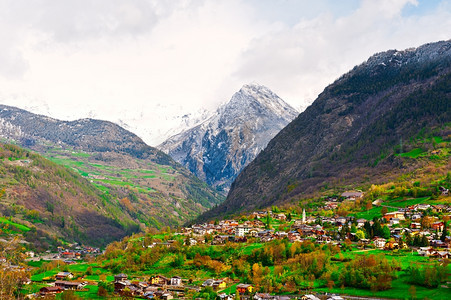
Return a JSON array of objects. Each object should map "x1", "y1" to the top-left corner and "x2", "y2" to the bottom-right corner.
[
  {"x1": 0, "y1": 106, "x2": 224, "y2": 246},
  {"x1": 1, "y1": 40, "x2": 451, "y2": 300}
]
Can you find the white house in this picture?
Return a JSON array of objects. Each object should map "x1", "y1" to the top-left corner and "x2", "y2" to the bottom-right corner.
[
  {"x1": 235, "y1": 226, "x2": 250, "y2": 237},
  {"x1": 170, "y1": 276, "x2": 182, "y2": 286},
  {"x1": 373, "y1": 238, "x2": 386, "y2": 249}
]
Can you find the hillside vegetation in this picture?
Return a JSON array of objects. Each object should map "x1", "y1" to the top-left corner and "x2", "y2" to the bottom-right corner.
[
  {"x1": 200, "y1": 40, "x2": 451, "y2": 220},
  {"x1": 0, "y1": 143, "x2": 139, "y2": 248},
  {"x1": 42, "y1": 146, "x2": 222, "y2": 229},
  {"x1": 0, "y1": 105, "x2": 224, "y2": 230}
]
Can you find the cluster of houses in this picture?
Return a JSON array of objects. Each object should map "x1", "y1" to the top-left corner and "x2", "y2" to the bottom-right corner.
[
  {"x1": 31, "y1": 244, "x2": 102, "y2": 264},
  {"x1": 29, "y1": 190, "x2": 451, "y2": 299},
  {"x1": 112, "y1": 273, "x2": 258, "y2": 299},
  {"x1": 111, "y1": 272, "x2": 294, "y2": 299},
  {"x1": 110, "y1": 273, "x2": 346, "y2": 300},
  {"x1": 38, "y1": 272, "x2": 88, "y2": 296},
  {"x1": 54, "y1": 245, "x2": 101, "y2": 259},
  {"x1": 176, "y1": 199, "x2": 451, "y2": 258},
  {"x1": 217, "y1": 293, "x2": 345, "y2": 300},
  {"x1": 417, "y1": 247, "x2": 450, "y2": 259}
]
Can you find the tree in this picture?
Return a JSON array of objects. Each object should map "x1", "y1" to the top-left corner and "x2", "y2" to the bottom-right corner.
[
  {"x1": 235, "y1": 291, "x2": 241, "y2": 300},
  {"x1": 252, "y1": 263, "x2": 263, "y2": 287},
  {"x1": 0, "y1": 237, "x2": 29, "y2": 298},
  {"x1": 440, "y1": 220, "x2": 448, "y2": 242},
  {"x1": 364, "y1": 221, "x2": 373, "y2": 238},
  {"x1": 381, "y1": 206, "x2": 388, "y2": 216},
  {"x1": 421, "y1": 216, "x2": 433, "y2": 229},
  {"x1": 61, "y1": 291, "x2": 82, "y2": 299},
  {"x1": 381, "y1": 226, "x2": 391, "y2": 239},
  {"x1": 409, "y1": 285, "x2": 416, "y2": 299},
  {"x1": 327, "y1": 280, "x2": 335, "y2": 292},
  {"x1": 405, "y1": 232, "x2": 413, "y2": 246},
  {"x1": 45, "y1": 201, "x2": 54, "y2": 215},
  {"x1": 170, "y1": 253, "x2": 185, "y2": 267},
  {"x1": 0, "y1": 268, "x2": 28, "y2": 299},
  {"x1": 420, "y1": 235, "x2": 429, "y2": 247},
  {"x1": 265, "y1": 211, "x2": 271, "y2": 229},
  {"x1": 85, "y1": 266, "x2": 93, "y2": 276},
  {"x1": 372, "y1": 219, "x2": 383, "y2": 237},
  {"x1": 196, "y1": 287, "x2": 217, "y2": 300},
  {"x1": 413, "y1": 234, "x2": 420, "y2": 246},
  {"x1": 356, "y1": 230, "x2": 366, "y2": 240},
  {"x1": 97, "y1": 286, "x2": 108, "y2": 297}
]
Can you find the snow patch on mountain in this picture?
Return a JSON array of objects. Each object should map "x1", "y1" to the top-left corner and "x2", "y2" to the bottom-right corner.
[{"x1": 115, "y1": 106, "x2": 213, "y2": 146}]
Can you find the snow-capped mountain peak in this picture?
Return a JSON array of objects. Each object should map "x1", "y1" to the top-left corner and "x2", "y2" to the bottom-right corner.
[{"x1": 159, "y1": 84, "x2": 298, "y2": 192}]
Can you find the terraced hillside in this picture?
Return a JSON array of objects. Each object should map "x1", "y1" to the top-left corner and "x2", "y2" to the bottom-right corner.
[
  {"x1": 0, "y1": 143, "x2": 138, "y2": 248},
  {"x1": 42, "y1": 146, "x2": 219, "y2": 228},
  {"x1": 0, "y1": 105, "x2": 224, "y2": 231}
]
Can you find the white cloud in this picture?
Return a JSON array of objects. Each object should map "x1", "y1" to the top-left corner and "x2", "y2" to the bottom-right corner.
[
  {"x1": 232, "y1": 0, "x2": 451, "y2": 108},
  {"x1": 0, "y1": 0, "x2": 449, "y2": 145}
]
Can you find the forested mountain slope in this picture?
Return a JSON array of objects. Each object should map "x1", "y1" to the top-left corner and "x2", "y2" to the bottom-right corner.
[
  {"x1": 0, "y1": 143, "x2": 138, "y2": 248},
  {"x1": 199, "y1": 40, "x2": 451, "y2": 220}
]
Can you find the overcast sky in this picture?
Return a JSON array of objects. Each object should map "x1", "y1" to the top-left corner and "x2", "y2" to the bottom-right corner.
[{"x1": 0, "y1": 0, "x2": 450, "y2": 145}]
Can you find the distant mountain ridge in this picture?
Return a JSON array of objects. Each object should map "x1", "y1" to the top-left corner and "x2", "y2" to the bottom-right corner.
[
  {"x1": 0, "y1": 105, "x2": 224, "y2": 229},
  {"x1": 159, "y1": 84, "x2": 298, "y2": 191},
  {"x1": 198, "y1": 40, "x2": 451, "y2": 220},
  {"x1": 0, "y1": 105, "x2": 169, "y2": 164}
]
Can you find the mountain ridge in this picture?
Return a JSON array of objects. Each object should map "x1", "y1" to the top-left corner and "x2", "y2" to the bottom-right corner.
[
  {"x1": 0, "y1": 105, "x2": 171, "y2": 164},
  {"x1": 197, "y1": 39, "x2": 451, "y2": 220}
]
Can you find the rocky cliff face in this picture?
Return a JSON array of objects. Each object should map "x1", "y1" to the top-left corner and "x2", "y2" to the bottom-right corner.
[
  {"x1": 159, "y1": 84, "x2": 298, "y2": 191},
  {"x1": 198, "y1": 40, "x2": 451, "y2": 220}
]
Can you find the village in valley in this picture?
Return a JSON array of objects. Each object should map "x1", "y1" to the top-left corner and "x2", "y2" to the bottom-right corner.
[{"x1": 6, "y1": 187, "x2": 449, "y2": 299}]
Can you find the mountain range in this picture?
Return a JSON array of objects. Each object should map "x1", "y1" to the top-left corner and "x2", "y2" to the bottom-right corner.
[
  {"x1": 0, "y1": 105, "x2": 224, "y2": 237},
  {"x1": 198, "y1": 39, "x2": 451, "y2": 220},
  {"x1": 159, "y1": 84, "x2": 298, "y2": 191},
  {"x1": 1, "y1": 39, "x2": 450, "y2": 241}
]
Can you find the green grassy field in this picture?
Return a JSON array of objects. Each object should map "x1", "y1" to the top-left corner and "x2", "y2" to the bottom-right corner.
[
  {"x1": 350, "y1": 206, "x2": 396, "y2": 219},
  {"x1": 398, "y1": 148, "x2": 427, "y2": 158},
  {"x1": 351, "y1": 196, "x2": 447, "y2": 219},
  {"x1": 221, "y1": 283, "x2": 238, "y2": 294},
  {"x1": 70, "y1": 152, "x2": 91, "y2": 158},
  {"x1": 31, "y1": 270, "x2": 58, "y2": 281},
  {"x1": 27, "y1": 260, "x2": 50, "y2": 268},
  {"x1": 73, "y1": 285, "x2": 103, "y2": 299},
  {"x1": 328, "y1": 249, "x2": 451, "y2": 299},
  {"x1": 0, "y1": 216, "x2": 30, "y2": 232},
  {"x1": 316, "y1": 282, "x2": 449, "y2": 300},
  {"x1": 240, "y1": 243, "x2": 265, "y2": 255}
]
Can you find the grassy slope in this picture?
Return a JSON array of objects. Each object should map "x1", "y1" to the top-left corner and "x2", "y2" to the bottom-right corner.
[
  {"x1": 0, "y1": 143, "x2": 138, "y2": 248},
  {"x1": 41, "y1": 146, "x2": 224, "y2": 228},
  {"x1": 320, "y1": 249, "x2": 450, "y2": 299}
]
